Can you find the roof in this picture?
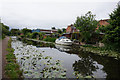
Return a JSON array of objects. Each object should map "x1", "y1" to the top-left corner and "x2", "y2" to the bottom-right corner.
[{"x1": 98, "y1": 19, "x2": 109, "y2": 22}]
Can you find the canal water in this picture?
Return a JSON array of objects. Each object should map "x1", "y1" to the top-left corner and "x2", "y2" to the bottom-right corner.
[{"x1": 13, "y1": 39, "x2": 120, "y2": 79}]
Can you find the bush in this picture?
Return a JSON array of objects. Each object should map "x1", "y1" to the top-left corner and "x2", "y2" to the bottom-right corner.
[{"x1": 43, "y1": 37, "x2": 56, "y2": 42}]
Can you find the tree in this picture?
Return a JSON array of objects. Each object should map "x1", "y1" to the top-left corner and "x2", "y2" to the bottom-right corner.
[
  {"x1": 74, "y1": 11, "x2": 98, "y2": 43},
  {"x1": 10, "y1": 29, "x2": 20, "y2": 36},
  {"x1": 57, "y1": 29, "x2": 62, "y2": 34},
  {"x1": 21, "y1": 28, "x2": 31, "y2": 35},
  {"x1": 0, "y1": 23, "x2": 10, "y2": 39},
  {"x1": 62, "y1": 28, "x2": 66, "y2": 33},
  {"x1": 31, "y1": 32, "x2": 39, "y2": 39},
  {"x1": 100, "y1": 4, "x2": 120, "y2": 52},
  {"x1": 51, "y1": 27, "x2": 56, "y2": 30}
]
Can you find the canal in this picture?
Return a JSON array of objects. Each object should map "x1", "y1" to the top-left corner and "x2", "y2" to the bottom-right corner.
[{"x1": 12, "y1": 38, "x2": 120, "y2": 79}]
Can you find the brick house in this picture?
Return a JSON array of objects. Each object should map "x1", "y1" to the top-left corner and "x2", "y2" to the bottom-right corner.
[
  {"x1": 63, "y1": 24, "x2": 79, "y2": 39},
  {"x1": 96, "y1": 19, "x2": 109, "y2": 30}
]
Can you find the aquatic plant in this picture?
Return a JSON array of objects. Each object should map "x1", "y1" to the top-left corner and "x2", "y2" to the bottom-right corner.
[
  {"x1": 11, "y1": 40, "x2": 66, "y2": 78},
  {"x1": 73, "y1": 71, "x2": 93, "y2": 79}
]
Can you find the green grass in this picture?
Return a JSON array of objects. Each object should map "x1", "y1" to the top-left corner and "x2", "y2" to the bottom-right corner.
[
  {"x1": 5, "y1": 37, "x2": 23, "y2": 78},
  {"x1": 6, "y1": 53, "x2": 16, "y2": 60},
  {"x1": 81, "y1": 45, "x2": 120, "y2": 59},
  {"x1": 43, "y1": 37, "x2": 56, "y2": 42},
  {"x1": 6, "y1": 48, "x2": 14, "y2": 53}
]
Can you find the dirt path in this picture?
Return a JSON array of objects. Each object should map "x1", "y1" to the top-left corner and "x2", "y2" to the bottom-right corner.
[
  {"x1": 1, "y1": 37, "x2": 9, "y2": 79},
  {"x1": 0, "y1": 39, "x2": 2, "y2": 80}
]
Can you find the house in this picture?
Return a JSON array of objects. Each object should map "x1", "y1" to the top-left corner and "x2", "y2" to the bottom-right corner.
[
  {"x1": 63, "y1": 24, "x2": 79, "y2": 39},
  {"x1": 96, "y1": 19, "x2": 109, "y2": 30},
  {"x1": 32, "y1": 29, "x2": 40, "y2": 33},
  {"x1": 32, "y1": 29, "x2": 58, "y2": 38},
  {"x1": 40, "y1": 29, "x2": 57, "y2": 34},
  {"x1": 66, "y1": 24, "x2": 78, "y2": 33}
]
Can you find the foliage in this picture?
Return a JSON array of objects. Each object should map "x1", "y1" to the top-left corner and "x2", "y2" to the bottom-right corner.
[
  {"x1": 72, "y1": 32, "x2": 80, "y2": 40},
  {"x1": 0, "y1": 23, "x2": 10, "y2": 39},
  {"x1": 81, "y1": 45, "x2": 120, "y2": 59},
  {"x1": 99, "y1": 4, "x2": 120, "y2": 52},
  {"x1": 43, "y1": 37, "x2": 56, "y2": 42},
  {"x1": 10, "y1": 29, "x2": 20, "y2": 36},
  {"x1": 74, "y1": 11, "x2": 98, "y2": 43},
  {"x1": 5, "y1": 38, "x2": 23, "y2": 78},
  {"x1": 11, "y1": 40, "x2": 66, "y2": 78},
  {"x1": 51, "y1": 27, "x2": 56, "y2": 29},
  {"x1": 31, "y1": 32, "x2": 39, "y2": 39},
  {"x1": 29, "y1": 32, "x2": 44, "y2": 40},
  {"x1": 39, "y1": 32, "x2": 45, "y2": 40},
  {"x1": 57, "y1": 29, "x2": 62, "y2": 34},
  {"x1": 62, "y1": 28, "x2": 66, "y2": 33},
  {"x1": 21, "y1": 28, "x2": 31, "y2": 35}
]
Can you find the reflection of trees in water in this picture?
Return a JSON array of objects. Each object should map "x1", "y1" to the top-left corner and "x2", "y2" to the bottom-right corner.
[
  {"x1": 73, "y1": 55, "x2": 98, "y2": 77},
  {"x1": 71, "y1": 47, "x2": 120, "y2": 79},
  {"x1": 91, "y1": 55, "x2": 120, "y2": 79}
]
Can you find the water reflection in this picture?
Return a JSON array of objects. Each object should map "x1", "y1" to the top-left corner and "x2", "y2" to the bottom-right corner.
[
  {"x1": 55, "y1": 44, "x2": 71, "y2": 52},
  {"x1": 20, "y1": 39, "x2": 55, "y2": 48},
  {"x1": 73, "y1": 57, "x2": 98, "y2": 77},
  {"x1": 68, "y1": 47, "x2": 120, "y2": 79}
]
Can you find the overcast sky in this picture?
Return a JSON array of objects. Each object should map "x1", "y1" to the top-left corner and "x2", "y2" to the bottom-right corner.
[{"x1": 0, "y1": 0, "x2": 119, "y2": 29}]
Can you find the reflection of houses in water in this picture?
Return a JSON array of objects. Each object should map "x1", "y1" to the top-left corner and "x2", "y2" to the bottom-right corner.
[{"x1": 55, "y1": 44, "x2": 71, "y2": 52}]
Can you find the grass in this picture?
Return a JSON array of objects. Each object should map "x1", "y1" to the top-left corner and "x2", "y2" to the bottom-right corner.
[
  {"x1": 81, "y1": 44, "x2": 120, "y2": 59},
  {"x1": 43, "y1": 37, "x2": 56, "y2": 42},
  {"x1": 5, "y1": 37, "x2": 23, "y2": 78}
]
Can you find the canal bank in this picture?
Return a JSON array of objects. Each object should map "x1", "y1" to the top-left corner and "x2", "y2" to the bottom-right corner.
[
  {"x1": 80, "y1": 45, "x2": 120, "y2": 60},
  {"x1": 19, "y1": 37, "x2": 120, "y2": 60}
]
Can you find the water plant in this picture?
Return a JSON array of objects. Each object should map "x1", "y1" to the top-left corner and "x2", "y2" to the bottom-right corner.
[{"x1": 11, "y1": 39, "x2": 66, "y2": 78}]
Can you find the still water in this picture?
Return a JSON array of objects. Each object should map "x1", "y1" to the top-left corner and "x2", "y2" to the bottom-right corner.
[{"x1": 14, "y1": 39, "x2": 120, "y2": 79}]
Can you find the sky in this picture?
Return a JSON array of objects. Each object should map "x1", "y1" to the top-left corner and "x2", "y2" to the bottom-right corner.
[{"x1": 0, "y1": 0, "x2": 120, "y2": 29}]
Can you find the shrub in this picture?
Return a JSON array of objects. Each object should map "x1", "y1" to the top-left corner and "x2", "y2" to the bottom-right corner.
[{"x1": 43, "y1": 37, "x2": 56, "y2": 42}]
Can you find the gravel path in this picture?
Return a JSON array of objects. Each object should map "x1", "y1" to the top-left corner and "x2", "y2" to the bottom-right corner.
[{"x1": 0, "y1": 37, "x2": 9, "y2": 79}]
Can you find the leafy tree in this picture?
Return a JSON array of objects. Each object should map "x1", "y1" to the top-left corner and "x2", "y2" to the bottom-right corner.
[
  {"x1": 100, "y1": 4, "x2": 120, "y2": 52},
  {"x1": 51, "y1": 27, "x2": 56, "y2": 30},
  {"x1": 39, "y1": 32, "x2": 45, "y2": 40},
  {"x1": 31, "y1": 32, "x2": 39, "y2": 39},
  {"x1": 74, "y1": 11, "x2": 98, "y2": 43},
  {"x1": 0, "y1": 23, "x2": 10, "y2": 39},
  {"x1": 57, "y1": 29, "x2": 62, "y2": 34},
  {"x1": 62, "y1": 28, "x2": 66, "y2": 33},
  {"x1": 21, "y1": 28, "x2": 31, "y2": 35},
  {"x1": 10, "y1": 29, "x2": 20, "y2": 36}
]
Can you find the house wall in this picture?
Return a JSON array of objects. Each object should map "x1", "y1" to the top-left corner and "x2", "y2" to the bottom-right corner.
[
  {"x1": 66, "y1": 26, "x2": 72, "y2": 33},
  {"x1": 96, "y1": 19, "x2": 109, "y2": 30}
]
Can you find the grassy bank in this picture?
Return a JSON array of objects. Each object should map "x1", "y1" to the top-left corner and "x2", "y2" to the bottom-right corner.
[
  {"x1": 43, "y1": 37, "x2": 56, "y2": 42},
  {"x1": 81, "y1": 45, "x2": 120, "y2": 59},
  {"x1": 5, "y1": 38, "x2": 23, "y2": 78}
]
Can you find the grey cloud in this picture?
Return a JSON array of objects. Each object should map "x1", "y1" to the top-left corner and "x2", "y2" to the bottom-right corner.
[{"x1": 0, "y1": 1, "x2": 119, "y2": 29}]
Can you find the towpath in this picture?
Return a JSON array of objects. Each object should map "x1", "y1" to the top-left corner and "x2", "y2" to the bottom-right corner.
[{"x1": 0, "y1": 37, "x2": 9, "y2": 79}]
